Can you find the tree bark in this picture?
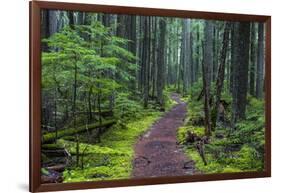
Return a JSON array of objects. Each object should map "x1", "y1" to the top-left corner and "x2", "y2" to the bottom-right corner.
[
  {"x1": 249, "y1": 23, "x2": 256, "y2": 96},
  {"x1": 156, "y1": 19, "x2": 167, "y2": 108},
  {"x1": 214, "y1": 22, "x2": 231, "y2": 126},
  {"x1": 255, "y1": 23, "x2": 265, "y2": 99},
  {"x1": 202, "y1": 21, "x2": 213, "y2": 136},
  {"x1": 232, "y1": 22, "x2": 250, "y2": 124}
]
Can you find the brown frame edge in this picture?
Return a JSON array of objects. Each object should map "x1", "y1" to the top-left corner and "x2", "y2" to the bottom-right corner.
[{"x1": 29, "y1": 1, "x2": 271, "y2": 192}]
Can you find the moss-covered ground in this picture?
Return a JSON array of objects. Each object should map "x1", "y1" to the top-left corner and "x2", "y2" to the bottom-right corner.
[
  {"x1": 177, "y1": 82, "x2": 265, "y2": 174},
  {"x1": 56, "y1": 91, "x2": 176, "y2": 182}
]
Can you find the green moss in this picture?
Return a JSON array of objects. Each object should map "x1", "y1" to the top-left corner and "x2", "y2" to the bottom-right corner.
[
  {"x1": 64, "y1": 165, "x2": 130, "y2": 182},
  {"x1": 42, "y1": 119, "x2": 116, "y2": 143},
  {"x1": 177, "y1": 127, "x2": 187, "y2": 145},
  {"x1": 187, "y1": 149, "x2": 218, "y2": 173},
  {"x1": 62, "y1": 111, "x2": 162, "y2": 183},
  {"x1": 222, "y1": 167, "x2": 242, "y2": 173},
  {"x1": 186, "y1": 147, "x2": 243, "y2": 174},
  {"x1": 233, "y1": 145, "x2": 264, "y2": 171}
]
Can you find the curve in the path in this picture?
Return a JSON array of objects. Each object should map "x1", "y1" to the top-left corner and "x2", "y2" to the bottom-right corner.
[{"x1": 132, "y1": 93, "x2": 196, "y2": 178}]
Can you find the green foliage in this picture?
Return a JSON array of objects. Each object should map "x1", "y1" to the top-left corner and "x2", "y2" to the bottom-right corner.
[
  {"x1": 177, "y1": 82, "x2": 265, "y2": 174},
  {"x1": 42, "y1": 19, "x2": 183, "y2": 183},
  {"x1": 113, "y1": 92, "x2": 143, "y2": 121},
  {"x1": 42, "y1": 22, "x2": 137, "y2": 127},
  {"x1": 187, "y1": 79, "x2": 203, "y2": 98},
  {"x1": 233, "y1": 145, "x2": 263, "y2": 171},
  {"x1": 187, "y1": 100, "x2": 204, "y2": 126},
  {"x1": 163, "y1": 90, "x2": 178, "y2": 110}
]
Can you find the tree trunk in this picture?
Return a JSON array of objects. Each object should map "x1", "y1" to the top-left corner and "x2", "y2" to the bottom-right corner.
[
  {"x1": 143, "y1": 17, "x2": 150, "y2": 108},
  {"x1": 195, "y1": 24, "x2": 200, "y2": 83},
  {"x1": 72, "y1": 55, "x2": 79, "y2": 167},
  {"x1": 229, "y1": 24, "x2": 235, "y2": 94},
  {"x1": 232, "y1": 22, "x2": 250, "y2": 124},
  {"x1": 77, "y1": 12, "x2": 85, "y2": 25},
  {"x1": 214, "y1": 22, "x2": 231, "y2": 126},
  {"x1": 151, "y1": 17, "x2": 158, "y2": 98},
  {"x1": 156, "y1": 19, "x2": 167, "y2": 108},
  {"x1": 181, "y1": 20, "x2": 188, "y2": 94},
  {"x1": 202, "y1": 21, "x2": 213, "y2": 136},
  {"x1": 255, "y1": 23, "x2": 264, "y2": 99},
  {"x1": 249, "y1": 23, "x2": 256, "y2": 96},
  {"x1": 68, "y1": 11, "x2": 75, "y2": 29}
]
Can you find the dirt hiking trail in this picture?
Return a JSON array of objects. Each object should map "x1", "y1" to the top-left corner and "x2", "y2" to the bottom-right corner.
[{"x1": 132, "y1": 93, "x2": 196, "y2": 178}]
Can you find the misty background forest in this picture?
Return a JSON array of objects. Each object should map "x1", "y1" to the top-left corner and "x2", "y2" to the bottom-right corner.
[{"x1": 40, "y1": 9, "x2": 265, "y2": 183}]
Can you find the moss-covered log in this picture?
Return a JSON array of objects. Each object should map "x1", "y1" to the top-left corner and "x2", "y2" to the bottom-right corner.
[
  {"x1": 42, "y1": 120, "x2": 116, "y2": 143},
  {"x1": 76, "y1": 110, "x2": 113, "y2": 117}
]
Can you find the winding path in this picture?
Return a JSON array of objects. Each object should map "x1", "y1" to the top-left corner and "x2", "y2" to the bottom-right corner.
[{"x1": 132, "y1": 93, "x2": 196, "y2": 178}]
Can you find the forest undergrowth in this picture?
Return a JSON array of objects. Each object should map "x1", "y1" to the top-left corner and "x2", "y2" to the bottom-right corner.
[
  {"x1": 176, "y1": 81, "x2": 265, "y2": 173},
  {"x1": 43, "y1": 91, "x2": 176, "y2": 182}
]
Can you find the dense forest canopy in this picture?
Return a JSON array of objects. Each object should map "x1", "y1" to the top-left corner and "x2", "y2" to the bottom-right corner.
[{"x1": 40, "y1": 9, "x2": 265, "y2": 183}]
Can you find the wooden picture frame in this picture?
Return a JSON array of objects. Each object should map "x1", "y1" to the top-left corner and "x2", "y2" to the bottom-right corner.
[{"x1": 30, "y1": 1, "x2": 271, "y2": 192}]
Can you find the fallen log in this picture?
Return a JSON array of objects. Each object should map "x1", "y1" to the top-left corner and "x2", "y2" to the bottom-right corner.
[
  {"x1": 42, "y1": 143, "x2": 63, "y2": 150},
  {"x1": 41, "y1": 169, "x2": 63, "y2": 184},
  {"x1": 42, "y1": 119, "x2": 116, "y2": 143},
  {"x1": 46, "y1": 164, "x2": 66, "y2": 172},
  {"x1": 75, "y1": 110, "x2": 113, "y2": 117},
  {"x1": 42, "y1": 149, "x2": 68, "y2": 157}
]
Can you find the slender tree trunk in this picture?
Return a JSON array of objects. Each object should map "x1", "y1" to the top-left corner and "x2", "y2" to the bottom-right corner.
[
  {"x1": 139, "y1": 16, "x2": 144, "y2": 92},
  {"x1": 156, "y1": 19, "x2": 167, "y2": 108},
  {"x1": 68, "y1": 11, "x2": 75, "y2": 29},
  {"x1": 151, "y1": 17, "x2": 158, "y2": 98},
  {"x1": 143, "y1": 17, "x2": 150, "y2": 108},
  {"x1": 256, "y1": 23, "x2": 264, "y2": 99},
  {"x1": 229, "y1": 24, "x2": 235, "y2": 94},
  {"x1": 77, "y1": 12, "x2": 85, "y2": 25},
  {"x1": 72, "y1": 56, "x2": 79, "y2": 167},
  {"x1": 202, "y1": 21, "x2": 213, "y2": 136},
  {"x1": 195, "y1": 24, "x2": 200, "y2": 83},
  {"x1": 214, "y1": 22, "x2": 231, "y2": 126},
  {"x1": 181, "y1": 20, "x2": 188, "y2": 94},
  {"x1": 54, "y1": 88, "x2": 58, "y2": 143},
  {"x1": 186, "y1": 19, "x2": 192, "y2": 89},
  {"x1": 249, "y1": 23, "x2": 256, "y2": 96},
  {"x1": 88, "y1": 86, "x2": 93, "y2": 122}
]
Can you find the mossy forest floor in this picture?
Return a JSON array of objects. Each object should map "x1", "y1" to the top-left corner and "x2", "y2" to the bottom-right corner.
[
  {"x1": 177, "y1": 82, "x2": 265, "y2": 174},
  {"x1": 61, "y1": 111, "x2": 162, "y2": 182},
  {"x1": 42, "y1": 92, "x2": 178, "y2": 183},
  {"x1": 42, "y1": 86, "x2": 265, "y2": 182}
]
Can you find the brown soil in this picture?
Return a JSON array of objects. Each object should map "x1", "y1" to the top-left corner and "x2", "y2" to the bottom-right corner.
[{"x1": 132, "y1": 93, "x2": 196, "y2": 178}]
